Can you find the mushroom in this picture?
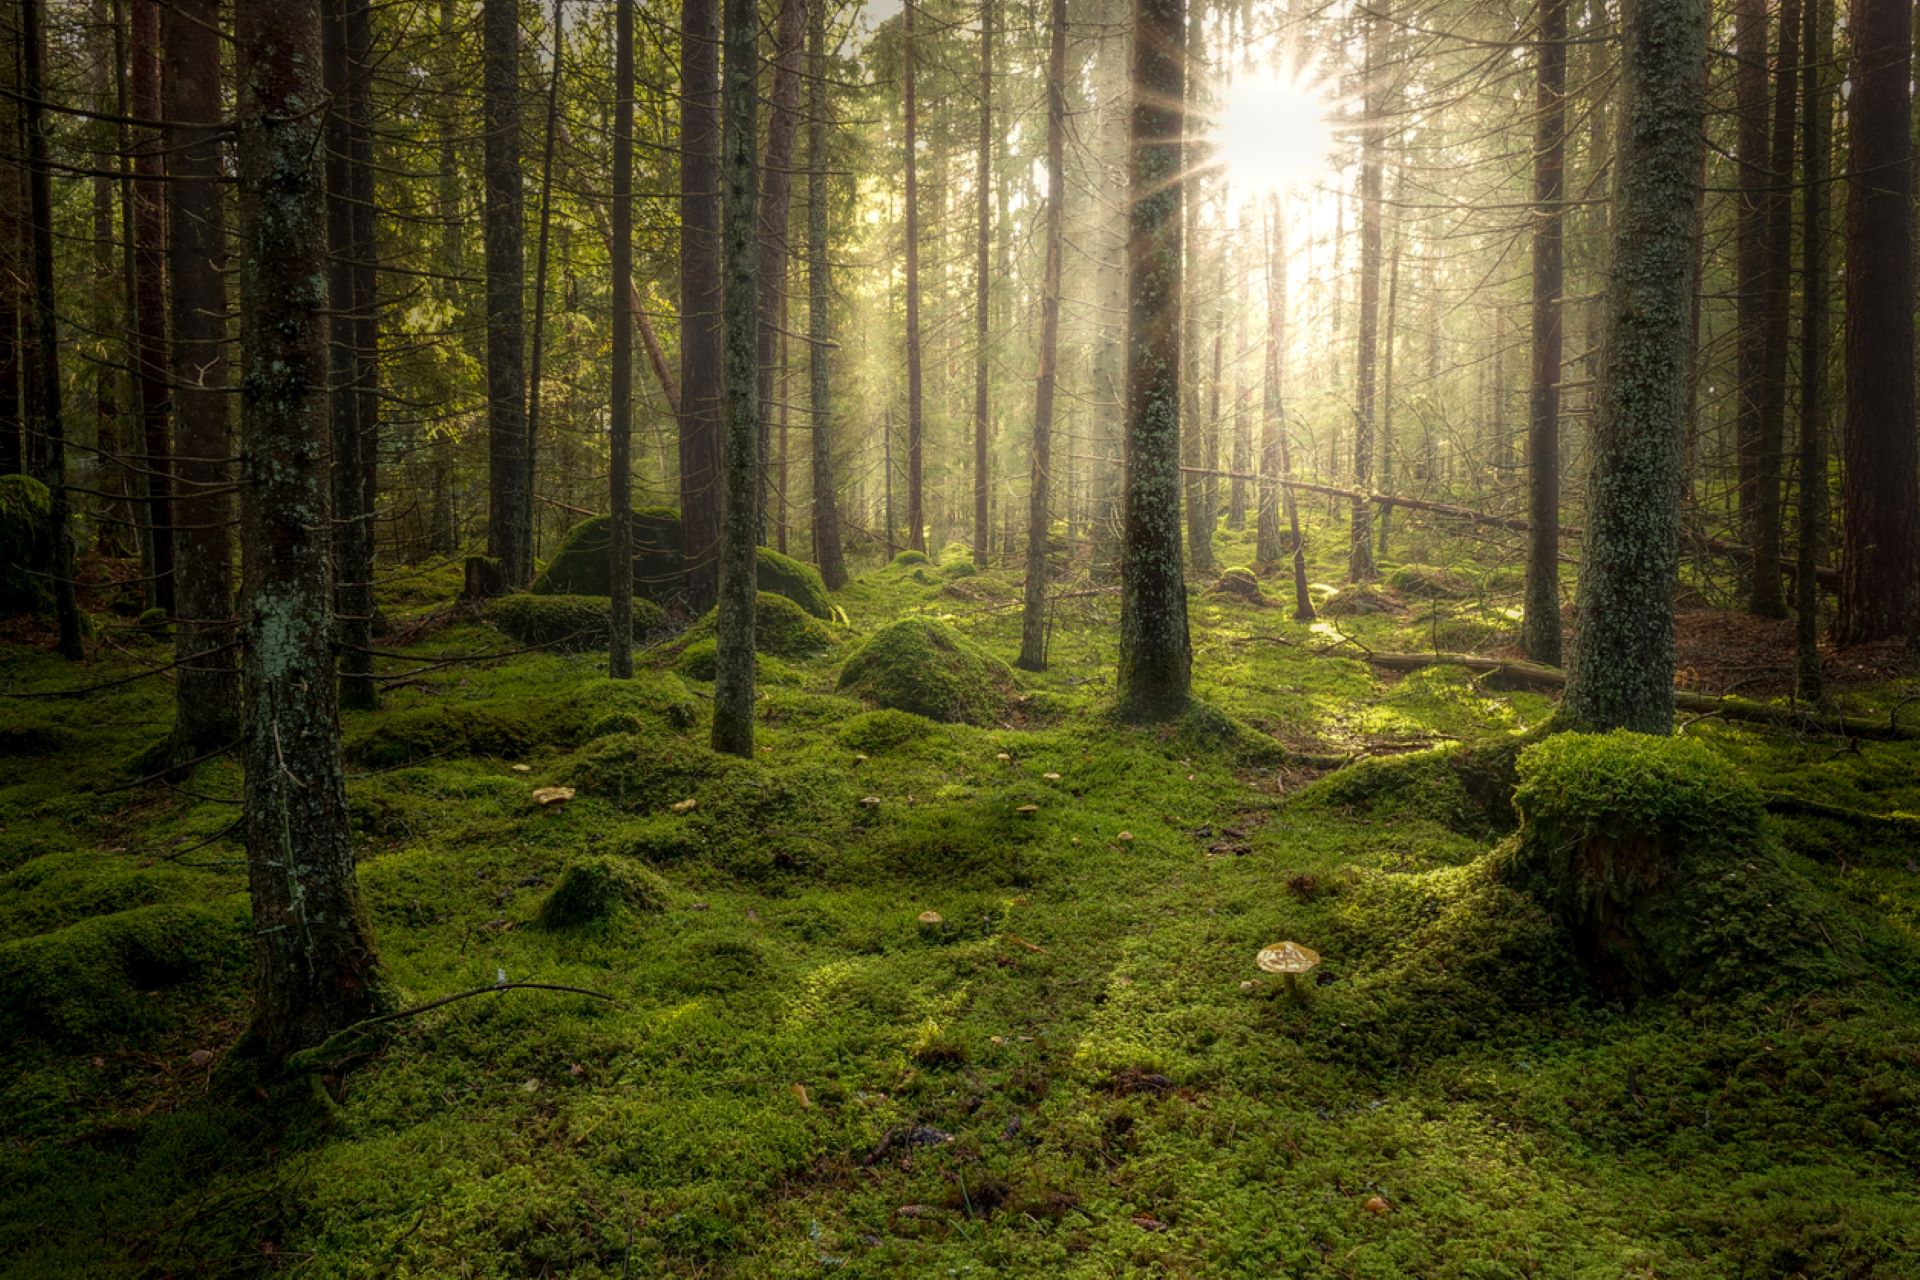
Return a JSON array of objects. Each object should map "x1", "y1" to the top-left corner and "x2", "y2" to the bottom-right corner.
[
  {"x1": 531, "y1": 785, "x2": 575, "y2": 806},
  {"x1": 996, "y1": 752, "x2": 1012, "y2": 763},
  {"x1": 1255, "y1": 941, "x2": 1321, "y2": 1000},
  {"x1": 860, "y1": 795, "x2": 881, "y2": 807},
  {"x1": 1043, "y1": 771, "x2": 1061, "y2": 781},
  {"x1": 917, "y1": 910, "x2": 943, "y2": 925},
  {"x1": 1015, "y1": 803, "x2": 1039, "y2": 816}
]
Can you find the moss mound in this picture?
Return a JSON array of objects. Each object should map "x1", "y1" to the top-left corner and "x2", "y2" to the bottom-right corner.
[
  {"x1": 675, "y1": 638, "x2": 804, "y2": 686},
  {"x1": 1296, "y1": 735, "x2": 1530, "y2": 837},
  {"x1": 1386, "y1": 563, "x2": 1474, "y2": 599},
  {"x1": 754, "y1": 547, "x2": 834, "y2": 619},
  {"x1": 533, "y1": 855, "x2": 669, "y2": 929},
  {"x1": 489, "y1": 592, "x2": 668, "y2": 652},
  {"x1": 1210, "y1": 566, "x2": 1265, "y2": 603},
  {"x1": 1494, "y1": 731, "x2": 1833, "y2": 998},
  {"x1": 0, "y1": 472, "x2": 52, "y2": 614},
  {"x1": 529, "y1": 509, "x2": 684, "y2": 599},
  {"x1": 346, "y1": 675, "x2": 695, "y2": 768},
  {"x1": 1321, "y1": 583, "x2": 1406, "y2": 616},
  {"x1": 890, "y1": 549, "x2": 931, "y2": 567},
  {"x1": 0, "y1": 901, "x2": 248, "y2": 1045},
  {"x1": 686, "y1": 592, "x2": 832, "y2": 659},
  {"x1": 837, "y1": 618, "x2": 1012, "y2": 725},
  {"x1": 578, "y1": 674, "x2": 698, "y2": 737},
  {"x1": 838, "y1": 708, "x2": 936, "y2": 752}
]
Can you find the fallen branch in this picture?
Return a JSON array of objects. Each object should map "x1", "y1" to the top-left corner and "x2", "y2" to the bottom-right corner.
[
  {"x1": 285, "y1": 981, "x2": 622, "y2": 1075},
  {"x1": 1353, "y1": 650, "x2": 1920, "y2": 741}
]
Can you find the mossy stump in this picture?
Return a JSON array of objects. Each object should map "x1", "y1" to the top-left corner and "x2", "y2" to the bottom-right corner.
[{"x1": 837, "y1": 618, "x2": 1012, "y2": 726}]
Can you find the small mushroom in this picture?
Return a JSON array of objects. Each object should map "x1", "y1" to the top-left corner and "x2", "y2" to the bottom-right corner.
[
  {"x1": 1116, "y1": 830, "x2": 1134, "y2": 843},
  {"x1": 860, "y1": 795, "x2": 882, "y2": 807},
  {"x1": 510, "y1": 763, "x2": 532, "y2": 774},
  {"x1": 671, "y1": 797, "x2": 698, "y2": 813},
  {"x1": 854, "y1": 753, "x2": 870, "y2": 764},
  {"x1": 531, "y1": 785, "x2": 575, "y2": 807},
  {"x1": 996, "y1": 752, "x2": 1012, "y2": 763},
  {"x1": 1255, "y1": 941, "x2": 1321, "y2": 1001},
  {"x1": 1043, "y1": 771, "x2": 1061, "y2": 781},
  {"x1": 1015, "y1": 803, "x2": 1039, "y2": 816},
  {"x1": 917, "y1": 910, "x2": 944, "y2": 925}
]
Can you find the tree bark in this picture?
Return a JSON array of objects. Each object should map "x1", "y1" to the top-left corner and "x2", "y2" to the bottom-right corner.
[
  {"x1": 1753, "y1": 0, "x2": 1799, "y2": 617},
  {"x1": 973, "y1": 0, "x2": 994, "y2": 567},
  {"x1": 1836, "y1": 0, "x2": 1917, "y2": 643},
  {"x1": 163, "y1": 0, "x2": 241, "y2": 751},
  {"x1": 681, "y1": 0, "x2": 724, "y2": 606},
  {"x1": 712, "y1": 0, "x2": 760, "y2": 756},
  {"x1": 1018, "y1": 0, "x2": 1065, "y2": 671},
  {"x1": 903, "y1": 0, "x2": 926, "y2": 552},
  {"x1": 1523, "y1": 0, "x2": 1567, "y2": 665},
  {"x1": 1796, "y1": 0, "x2": 1831, "y2": 701},
  {"x1": 0, "y1": 19, "x2": 21, "y2": 478},
  {"x1": 1117, "y1": 0, "x2": 1190, "y2": 718},
  {"x1": 1733, "y1": 0, "x2": 1770, "y2": 607},
  {"x1": 131, "y1": 0, "x2": 174, "y2": 615},
  {"x1": 483, "y1": 0, "x2": 530, "y2": 586},
  {"x1": 806, "y1": 0, "x2": 845, "y2": 590},
  {"x1": 609, "y1": 0, "x2": 636, "y2": 679},
  {"x1": 235, "y1": 0, "x2": 386, "y2": 1062},
  {"x1": 1560, "y1": 0, "x2": 1707, "y2": 734},
  {"x1": 756, "y1": 0, "x2": 805, "y2": 546},
  {"x1": 1348, "y1": 3, "x2": 1385, "y2": 584},
  {"x1": 526, "y1": 0, "x2": 564, "y2": 568}
]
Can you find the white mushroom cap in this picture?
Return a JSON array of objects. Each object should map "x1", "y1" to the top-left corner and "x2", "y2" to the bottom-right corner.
[{"x1": 1256, "y1": 941, "x2": 1321, "y2": 974}]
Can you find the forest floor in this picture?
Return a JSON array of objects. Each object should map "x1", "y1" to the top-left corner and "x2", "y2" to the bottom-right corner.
[{"x1": 4, "y1": 512, "x2": 1920, "y2": 1278}]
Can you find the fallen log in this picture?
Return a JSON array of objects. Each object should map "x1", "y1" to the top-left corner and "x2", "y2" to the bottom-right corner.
[{"x1": 1355, "y1": 650, "x2": 1920, "y2": 741}]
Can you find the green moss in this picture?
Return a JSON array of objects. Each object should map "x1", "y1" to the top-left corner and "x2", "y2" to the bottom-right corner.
[
  {"x1": 528, "y1": 509, "x2": 684, "y2": 599},
  {"x1": 837, "y1": 618, "x2": 1012, "y2": 725},
  {"x1": 890, "y1": 549, "x2": 931, "y2": 566},
  {"x1": 488, "y1": 593, "x2": 669, "y2": 652},
  {"x1": 0, "y1": 852, "x2": 203, "y2": 940},
  {"x1": 133, "y1": 607, "x2": 169, "y2": 640},
  {"x1": 532, "y1": 855, "x2": 669, "y2": 929},
  {"x1": 676, "y1": 638, "x2": 804, "y2": 686},
  {"x1": 1385, "y1": 563, "x2": 1474, "y2": 599},
  {"x1": 837, "y1": 708, "x2": 936, "y2": 752},
  {"x1": 1210, "y1": 566, "x2": 1265, "y2": 603},
  {"x1": 1296, "y1": 734, "x2": 1530, "y2": 837},
  {"x1": 754, "y1": 547, "x2": 834, "y2": 619},
  {"x1": 345, "y1": 675, "x2": 695, "y2": 768},
  {"x1": 686, "y1": 592, "x2": 832, "y2": 659},
  {"x1": 577, "y1": 673, "x2": 697, "y2": 736},
  {"x1": 0, "y1": 472, "x2": 51, "y2": 614}
]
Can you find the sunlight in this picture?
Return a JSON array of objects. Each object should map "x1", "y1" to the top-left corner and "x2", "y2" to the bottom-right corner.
[{"x1": 1210, "y1": 68, "x2": 1338, "y2": 193}]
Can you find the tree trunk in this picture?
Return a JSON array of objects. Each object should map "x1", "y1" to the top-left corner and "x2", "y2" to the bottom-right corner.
[
  {"x1": 806, "y1": 0, "x2": 845, "y2": 590},
  {"x1": 235, "y1": 0, "x2": 386, "y2": 1062},
  {"x1": 712, "y1": 0, "x2": 760, "y2": 757},
  {"x1": 1018, "y1": 0, "x2": 1065, "y2": 671},
  {"x1": 1836, "y1": 0, "x2": 1917, "y2": 643},
  {"x1": 1796, "y1": 0, "x2": 1832, "y2": 701},
  {"x1": 609, "y1": 0, "x2": 636, "y2": 679},
  {"x1": 0, "y1": 20, "x2": 21, "y2": 478},
  {"x1": 1117, "y1": 0, "x2": 1190, "y2": 718},
  {"x1": 131, "y1": 0, "x2": 174, "y2": 614},
  {"x1": 163, "y1": 0, "x2": 241, "y2": 751},
  {"x1": 1561, "y1": 0, "x2": 1707, "y2": 734},
  {"x1": 483, "y1": 0, "x2": 529, "y2": 586},
  {"x1": 1256, "y1": 201, "x2": 1284, "y2": 566},
  {"x1": 1348, "y1": 3, "x2": 1385, "y2": 584},
  {"x1": 526, "y1": 0, "x2": 563, "y2": 567},
  {"x1": 1523, "y1": 0, "x2": 1567, "y2": 665},
  {"x1": 1376, "y1": 214, "x2": 1401, "y2": 557},
  {"x1": 1732, "y1": 0, "x2": 1769, "y2": 605},
  {"x1": 973, "y1": 0, "x2": 994, "y2": 567},
  {"x1": 681, "y1": 0, "x2": 724, "y2": 606},
  {"x1": 903, "y1": 1, "x2": 926, "y2": 553},
  {"x1": 756, "y1": 0, "x2": 804, "y2": 546},
  {"x1": 1753, "y1": 0, "x2": 1798, "y2": 617}
]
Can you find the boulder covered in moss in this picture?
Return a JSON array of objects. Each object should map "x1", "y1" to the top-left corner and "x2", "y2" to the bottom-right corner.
[
  {"x1": 533, "y1": 855, "x2": 669, "y2": 929},
  {"x1": 837, "y1": 618, "x2": 1012, "y2": 725},
  {"x1": 1210, "y1": 566, "x2": 1265, "y2": 603},
  {"x1": 755, "y1": 547, "x2": 834, "y2": 619},
  {"x1": 529, "y1": 508, "x2": 685, "y2": 599},
  {"x1": 488, "y1": 592, "x2": 668, "y2": 652},
  {"x1": 1494, "y1": 731, "x2": 1832, "y2": 999},
  {"x1": 686, "y1": 591, "x2": 831, "y2": 660},
  {"x1": 0, "y1": 472, "x2": 52, "y2": 615}
]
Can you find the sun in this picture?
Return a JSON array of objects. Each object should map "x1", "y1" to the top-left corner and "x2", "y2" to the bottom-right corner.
[{"x1": 1209, "y1": 68, "x2": 1338, "y2": 193}]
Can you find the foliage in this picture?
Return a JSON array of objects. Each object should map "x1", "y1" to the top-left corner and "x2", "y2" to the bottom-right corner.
[{"x1": 837, "y1": 617, "x2": 1012, "y2": 725}]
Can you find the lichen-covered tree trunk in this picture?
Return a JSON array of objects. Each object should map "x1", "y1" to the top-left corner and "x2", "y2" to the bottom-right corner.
[
  {"x1": 1795, "y1": 0, "x2": 1831, "y2": 701},
  {"x1": 1017, "y1": 0, "x2": 1065, "y2": 672},
  {"x1": 609, "y1": 0, "x2": 636, "y2": 679},
  {"x1": 483, "y1": 0, "x2": 530, "y2": 587},
  {"x1": 755, "y1": 0, "x2": 804, "y2": 547},
  {"x1": 902, "y1": 1, "x2": 926, "y2": 554},
  {"x1": 21, "y1": 0, "x2": 80, "y2": 657},
  {"x1": 1523, "y1": 0, "x2": 1566, "y2": 666},
  {"x1": 1560, "y1": 0, "x2": 1707, "y2": 735},
  {"x1": 1116, "y1": 0, "x2": 1190, "y2": 719},
  {"x1": 711, "y1": 0, "x2": 760, "y2": 757},
  {"x1": 680, "y1": 0, "x2": 724, "y2": 607},
  {"x1": 972, "y1": 0, "x2": 994, "y2": 568},
  {"x1": 1836, "y1": 0, "x2": 1917, "y2": 644},
  {"x1": 163, "y1": 0, "x2": 240, "y2": 751},
  {"x1": 235, "y1": 0, "x2": 386, "y2": 1062},
  {"x1": 805, "y1": 0, "x2": 845, "y2": 591},
  {"x1": 1347, "y1": 2, "x2": 1384, "y2": 585},
  {"x1": 131, "y1": 0, "x2": 174, "y2": 616}
]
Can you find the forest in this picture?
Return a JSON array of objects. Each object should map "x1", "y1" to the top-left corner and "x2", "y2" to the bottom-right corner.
[{"x1": 3, "y1": 0, "x2": 1920, "y2": 1272}]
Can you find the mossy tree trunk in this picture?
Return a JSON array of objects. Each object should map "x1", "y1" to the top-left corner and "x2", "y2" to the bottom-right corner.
[
  {"x1": 483, "y1": 0, "x2": 530, "y2": 588},
  {"x1": 972, "y1": 0, "x2": 994, "y2": 568},
  {"x1": 1347, "y1": 2, "x2": 1384, "y2": 585},
  {"x1": 805, "y1": 0, "x2": 845, "y2": 591},
  {"x1": 163, "y1": 0, "x2": 241, "y2": 749},
  {"x1": 1560, "y1": 0, "x2": 1707, "y2": 735},
  {"x1": 1795, "y1": 0, "x2": 1831, "y2": 702},
  {"x1": 902, "y1": 0, "x2": 925, "y2": 554},
  {"x1": 1116, "y1": 0, "x2": 1190, "y2": 718},
  {"x1": 756, "y1": 0, "x2": 804, "y2": 548},
  {"x1": 609, "y1": 0, "x2": 636, "y2": 679},
  {"x1": 21, "y1": 0, "x2": 80, "y2": 658},
  {"x1": 681, "y1": 0, "x2": 724, "y2": 607},
  {"x1": 1523, "y1": 0, "x2": 1566, "y2": 666},
  {"x1": 235, "y1": 0, "x2": 386, "y2": 1061},
  {"x1": 1017, "y1": 0, "x2": 1065, "y2": 672},
  {"x1": 1836, "y1": 0, "x2": 1916, "y2": 644},
  {"x1": 1179, "y1": 0, "x2": 1212, "y2": 581},
  {"x1": 711, "y1": 0, "x2": 760, "y2": 758}
]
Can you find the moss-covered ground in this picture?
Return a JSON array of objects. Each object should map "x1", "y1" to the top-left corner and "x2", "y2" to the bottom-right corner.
[{"x1": 4, "y1": 515, "x2": 1920, "y2": 1277}]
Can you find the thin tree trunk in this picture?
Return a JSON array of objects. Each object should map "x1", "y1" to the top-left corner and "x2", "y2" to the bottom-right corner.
[
  {"x1": 1117, "y1": 0, "x2": 1191, "y2": 718},
  {"x1": 756, "y1": 0, "x2": 804, "y2": 545},
  {"x1": 21, "y1": 0, "x2": 81, "y2": 656},
  {"x1": 973, "y1": 0, "x2": 994, "y2": 566},
  {"x1": 163, "y1": 0, "x2": 241, "y2": 750},
  {"x1": 1752, "y1": 0, "x2": 1798, "y2": 617},
  {"x1": 235, "y1": 0, "x2": 386, "y2": 1062},
  {"x1": 1836, "y1": 0, "x2": 1916, "y2": 643},
  {"x1": 806, "y1": 0, "x2": 845, "y2": 589},
  {"x1": 712, "y1": 0, "x2": 760, "y2": 756},
  {"x1": 1523, "y1": 0, "x2": 1567, "y2": 665},
  {"x1": 1180, "y1": 0, "x2": 1212, "y2": 578},
  {"x1": 0, "y1": 21, "x2": 22, "y2": 477},
  {"x1": 1733, "y1": 0, "x2": 1769, "y2": 603},
  {"x1": 1256, "y1": 201, "x2": 1284, "y2": 566},
  {"x1": 484, "y1": 0, "x2": 529, "y2": 585},
  {"x1": 1561, "y1": 0, "x2": 1707, "y2": 734},
  {"x1": 1348, "y1": 3, "x2": 1385, "y2": 584},
  {"x1": 526, "y1": 0, "x2": 564, "y2": 565},
  {"x1": 1797, "y1": 0, "x2": 1831, "y2": 699},
  {"x1": 903, "y1": 0, "x2": 926, "y2": 552},
  {"x1": 681, "y1": 0, "x2": 724, "y2": 606},
  {"x1": 131, "y1": 0, "x2": 173, "y2": 614},
  {"x1": 610, "y1": 0, "x2": 636, "y2": 679},
  {"x1": 1376, "y1": 215, "x2": 1401, "y2": 558},
  {"x1": 1018, "y1": 0, "x2": 1065, "y2": 671}
]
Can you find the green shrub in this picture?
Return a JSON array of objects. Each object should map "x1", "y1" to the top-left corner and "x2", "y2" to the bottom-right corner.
[
  {"x1": 533, "y1": 855, "x2": 669, "y2": 929},
  {"x1": 488, "y1": 593, "x2": 667, "y2": 652},
  {"x1": 838, "y1": 708, "x2": 936, "y2": 752},
  {"x1": 0, "y1": 473, "x2": 52, "y2": 614},
  {"x1": 836, "y1": 618, "x2": 1012, "y2": 725},
  {"x1": 754, "y1": 546, "x2": 834, "y2": 619},
  {"x1": 685, "y1": 592, "x2": 832, "y2": 659}
]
